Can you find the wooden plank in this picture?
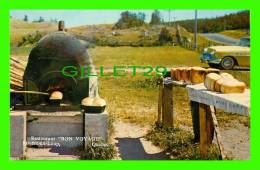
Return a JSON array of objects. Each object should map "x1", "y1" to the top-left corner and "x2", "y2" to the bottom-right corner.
[
  {"x1": 199, "y1": 103, "x2": 208, "y2": 158},
  {"x1": 10, "y1": 89, "x2": 49, "y2": 96},
  {"x1": 187, "y1": 83, "x2": 250, "y2": 116},
  {"x1": 10, "y1": 69, "x2": 24, "y2": 77},
  {"x1": 162, "y1": 83, "x2": 174, "y2": 127},
  {"x1": 206, "y1": 106, "x2": 215, "y2": 144},
  {"x1": 209, "y1": 105, "x2": 226, "y2": 159},
  {"x1": 163, "y1": 78, "x2": 188, "y2": 87},
  {"x1": 10, "y1": 56, "x2": 26, "y2": 90}
]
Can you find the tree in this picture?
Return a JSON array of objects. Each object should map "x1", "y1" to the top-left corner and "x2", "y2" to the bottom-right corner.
[
  {"x1": 23, "y1": 15, "x2": 28, "y2": 22},
  {"x1": 38, "y1": 16, "x2": 45, "y2": 22},
  {"x1": 137, "y1": 12, "x2": 146, "y2": 21},
  {"x1": 150, "y1": 10, "x2": 161, "y2": 25},
  {"x1": 175, "y1": 10, "x2": 249, "y2": 33},
  {"x1": 158, "y1": 27, "x2": 173, "y2": 45},
  {"x1": 114, "y1": 11, "x2": 146, "y2": 29}
]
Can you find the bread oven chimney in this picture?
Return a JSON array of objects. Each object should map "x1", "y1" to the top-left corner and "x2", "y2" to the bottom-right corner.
[{"x1": 58, "y1": 20, "x2": 65, "y2": 31}]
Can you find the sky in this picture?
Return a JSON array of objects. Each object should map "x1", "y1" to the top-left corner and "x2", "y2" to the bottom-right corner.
[{"x1": 10, "y1": 10, "x2": 243, "y2": 28}]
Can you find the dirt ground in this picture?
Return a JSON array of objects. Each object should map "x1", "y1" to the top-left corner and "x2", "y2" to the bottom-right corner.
[
  {"x1": 220, "y1": 120, "x2": 250, "y2": 160},
  {"x1": 111, "y1": 121, "x2": 168, "y2": 160}
]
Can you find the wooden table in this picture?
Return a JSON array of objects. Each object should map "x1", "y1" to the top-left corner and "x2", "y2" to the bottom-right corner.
[
  {"x1": 158, "y1": 78, "x2": 250, "y2": 159},
  {"x1": 187, "y1": 83, "x2": 250, "y2": 159},
  {"x1": 187, "y1": 83, "x2": 250, "y2": 116}
]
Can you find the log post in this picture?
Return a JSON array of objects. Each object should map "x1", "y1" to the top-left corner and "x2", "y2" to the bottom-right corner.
[
  {"x1": 58, "y1": 21, "x2": 65, "y2": 31},
  {"x1": 162, "y1": 83, "x2": 174, "y2": 127},
  {"x1": 157, "y1": 77, "x2": 163, "y2": 124}
]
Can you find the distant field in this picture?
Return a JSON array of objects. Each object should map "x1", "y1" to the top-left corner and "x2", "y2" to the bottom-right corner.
[
  {"x1": 89, "y1": 46, "x2": 203, "y2": 67},
  {"x1": 11, "y1": 46, "x2": 203, "y2": 68},
  {"x1": 219, "y1": 30, "x2": 250, "y2": 39},
  {"x1": 10, "y1": 19, "x2": 57, "y2": 46}
]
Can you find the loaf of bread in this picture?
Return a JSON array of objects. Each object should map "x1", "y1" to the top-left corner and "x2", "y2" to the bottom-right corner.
[
  {"x1": 175, "y1": 67, "x2": 182, "y2": 81},
  {"x1": 170, "y1": 68, "x2": 177, "y2": 80},
  {"x1": 180, "y1": 67, "x2": 191, "y2": 82},
  {"x1": 93, "y1": 97, "x2": 106, "y2": 107},
  {"x1": 220, "y1": 72, "x2": 234, "y2": 79},
  {"x1": 215, "y1": 78, "x2": 225, "y2": 92},
  {"x1": 81, "y1": 97, "x2": 94, "y2": 106},
  {"x1": 49, "y1": 91, "x2": 63, "y2": 100},
  {"x1": 190, "y1": 67, "x2": 206, "y2": 84},
  {"x1": 220, "y1": 80, "x2": 246, "y2": 93},
  {"x1": 206, "y1": 68, "x2": 220, "y2": 74},
  {"x1": 204, "y1": 73, "x2": 222, "y2": 91},
  {"x1": 81, "y1": 97, "x2": 106, "y2": 106}
]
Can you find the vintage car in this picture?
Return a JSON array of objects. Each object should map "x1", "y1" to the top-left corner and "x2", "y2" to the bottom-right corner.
[{"x1": 200, "y1": 37, "x2": 250, "y2": 69}]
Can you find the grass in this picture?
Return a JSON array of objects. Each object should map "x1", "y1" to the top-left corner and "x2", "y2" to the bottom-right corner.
[
  {"x1": 145, "y1": 124, "x2": 222, "y2": 160},
  {"x1": 69, "y1": 24, "x2": 177, "y2": 46},
  {"x1": 10, "y1": 24, "x2": 250, "y2": 159},
  {"x1": 219, "y1": 29, "x2": 250, "y2": 39},
  {"x1": 11, "y1": 45, "x2": 250, "y2": 128},
  {"x1": 89, "y1": 46, "x2": 202, "y2": 67},
  {"x1": 99, "y1": 75, "x2": 159, "y2": 126},
  {"x1": 10, "y1": 19, "x2": 57, "y2": 46}
]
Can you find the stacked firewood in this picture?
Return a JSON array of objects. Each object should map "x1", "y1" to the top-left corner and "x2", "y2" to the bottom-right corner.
[{"x1": 10, "y1": 57, "x2": 26, "y2": 90}]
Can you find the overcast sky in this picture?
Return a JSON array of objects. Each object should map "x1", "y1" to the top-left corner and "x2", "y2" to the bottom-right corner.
[{"x1": 10, "y1": 10, "x2": 243, "y2": 28}]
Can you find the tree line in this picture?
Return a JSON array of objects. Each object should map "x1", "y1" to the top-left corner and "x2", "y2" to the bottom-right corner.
[
  {"x1": 175, "y1": 10, "x2": 250, "y2": 33},
  {"x1": 113, "y1": 10, "x2": 162, "y2": 29}
]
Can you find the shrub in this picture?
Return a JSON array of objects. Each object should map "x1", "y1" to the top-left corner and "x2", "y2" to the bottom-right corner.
[
  {"x1": 157, "y1": 27, "x2": 173, "y2": 45},
  {"x1": 79, "y1": 140, "x2": 116, "y2": 160},
  {"x1": 18, "y1": 31, "x2": 43, "y2": 47}
]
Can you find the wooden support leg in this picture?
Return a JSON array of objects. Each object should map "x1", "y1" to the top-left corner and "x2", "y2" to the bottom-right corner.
[
  {"x1": 199, "y1": 103, "x2": 208, "y2": 158},
  {"x1": 199, "y1": 103, "x2": 216, "y2": 158},
  {"x1": 209, "y1": 106, "x2": 226, "y2": 160},
  {"x1": 206, "y1": 106, "x2": 215, "y2": 144},
  {"x1": 162, "y1": 84, "x2": 174, "y2": 128},
  {"x1": 190, "y1": 101, "x2": 200, "y2": 142},
  {"x1": 157, "y1": 82, "x2": 163, "y2": 124}
]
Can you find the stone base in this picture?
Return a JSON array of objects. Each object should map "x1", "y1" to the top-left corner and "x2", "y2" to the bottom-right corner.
[
  {"x1": 84, "y1": 111, "x2": 108, "y2": 148},
  {"x1": 10, "y1": 111, "x2": 26, "y2": 157},
  {"x1": 26, "y1": 111, "x2": 83, "y2": 148}
]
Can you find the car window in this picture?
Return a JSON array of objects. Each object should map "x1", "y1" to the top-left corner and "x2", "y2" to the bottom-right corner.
[{"x1": 237, "y1": 38, "x2": 250, "y2": 47}]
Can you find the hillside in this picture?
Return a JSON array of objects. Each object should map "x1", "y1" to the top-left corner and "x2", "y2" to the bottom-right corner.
[
  {"x1": 10, "y1": 19, "x2": 57, "y2": 46},
  {"x1": 175, "y1": 10, "x2": 250, "y2": 33},
  {"x1": 68, "y1": 24, "x2": 178, "y2": 46}
]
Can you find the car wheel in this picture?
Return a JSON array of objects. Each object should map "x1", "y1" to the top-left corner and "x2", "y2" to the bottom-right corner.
[{"x1": 220, "y1": 57, "x2": 235, "y2": 70}]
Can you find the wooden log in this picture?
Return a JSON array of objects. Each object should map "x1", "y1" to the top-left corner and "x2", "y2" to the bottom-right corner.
[
  {"x1": 157, "y1": 78, "x2": 163, "y2": 124},
  {"x1": 10, "y1": 56, "x2": 26, "y2": 90},
  {"x1": 199, "y1": 103, "x2": 208, "y2": 158},
  {"x1": 162, "y1": 83, "x2": 174, "y2": 127},
  {"x1": 10, "y1": 56, "x2": 26, "y2": 65}
]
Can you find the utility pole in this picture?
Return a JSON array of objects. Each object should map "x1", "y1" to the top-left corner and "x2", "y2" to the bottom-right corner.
[
  {"x1": 194, "y1": 10, "x2": 198, "y2": 50},
  {"x1": 168, "y1": 10, "x2": 171, "y2": 26}
]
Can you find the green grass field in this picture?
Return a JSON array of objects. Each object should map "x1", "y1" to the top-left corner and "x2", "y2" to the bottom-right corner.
[
  {"x1": 90, "y1": 46, "x2": 202, "y2": 67},
  {"x1": 219, "y1": 30, "x2": 250, "y2": 39}
]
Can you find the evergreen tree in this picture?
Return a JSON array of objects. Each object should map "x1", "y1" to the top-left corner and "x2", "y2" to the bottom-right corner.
[{"x1": 150, "y1": 10, "x2": 161, "y2": 25}]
